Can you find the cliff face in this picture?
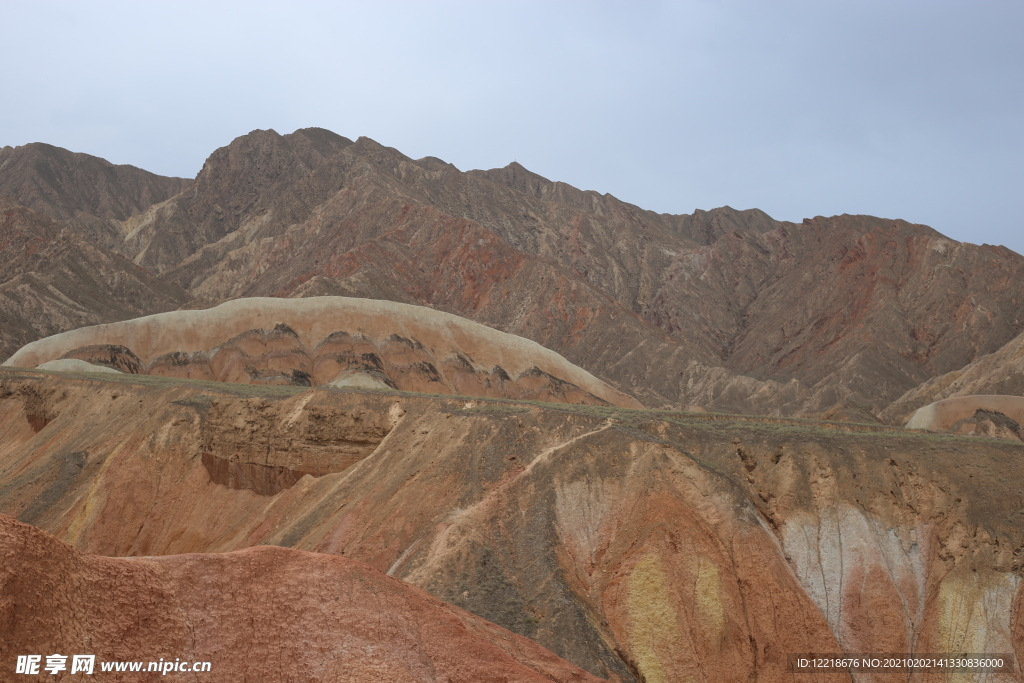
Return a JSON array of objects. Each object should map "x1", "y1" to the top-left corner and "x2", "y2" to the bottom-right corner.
[
  {"x1": 3, "y1": 370, "x2": 1022, "y2": 682},
  {"x1": 0, "y1": 515, "x2": 602, "y2": 683}
]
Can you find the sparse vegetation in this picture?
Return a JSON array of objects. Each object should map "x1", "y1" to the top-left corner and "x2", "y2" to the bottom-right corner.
[{"x1": 8, "y1": 366, "x2": 1021, "y2": 448}]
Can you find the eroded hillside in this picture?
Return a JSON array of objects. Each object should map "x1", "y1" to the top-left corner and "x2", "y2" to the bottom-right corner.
[
  {"x1": 3, "y1": 369, "x2": 1022, "y2": 682},
  {"x1": 3, "y1": 130, "x2": 1023, "y2": 418},
  {"x1": 3, "y1": 296, "x2": 639, "y2": 408},
  {"x1": 0, "y1": 199, "x2": 188, "y2": 359},
  {"x1": 886, "y1": 330, "x2": 1024, "y2": 426},
  {"x1": 0, "y1": 515, "x2": 602, "y2": 683}
]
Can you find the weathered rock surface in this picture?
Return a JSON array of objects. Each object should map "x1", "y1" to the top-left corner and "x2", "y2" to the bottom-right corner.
[
  {"x1": 0, "y1": 199, "x2": 189, "y2": 360},
  {"x1": 4, "y1": 296, "x2": 639, "y2": 408},
  {"x1": 4, "y1": 370, "x2": 1023, "y2": 681},
  {"x1": 5, "y1": 128, "x2": 1024, "y2": 683},
  {"x1": 0, "y1": 141, "x2": 191, "y2": 251},
  {"x1": 658, "y1": 216, "x2": 1024, "y2": 416},
  {"x1": 114, "y1": 130, "x2": 1024, "y2": 416},
  {"x1": 0, "y1": 514, "x2": 603, "y2": 683},
  {"x1": 948, "y1": 409, "x2": 1024, "y2": 441},
  {"x1": 35, "y1": 358, "x2": 122, "y2": 374},
  {"x1": 7, "y1": 129, "x2": 1024, "y2": 418},
  {"x1": 885, "y1": 330, "x2": 1024, "y2": 426},
  {"x1": 904, "y1": 395, "x2": 1024, "y2": 442}
]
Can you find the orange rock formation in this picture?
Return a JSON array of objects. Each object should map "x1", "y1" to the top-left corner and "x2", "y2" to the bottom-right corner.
[
  {"x1": 904, "y1": 395, "x2": 1024, "y2": 440},
  {"x1": 4, "y1": 296, "x2": 641, "y2": 409}
]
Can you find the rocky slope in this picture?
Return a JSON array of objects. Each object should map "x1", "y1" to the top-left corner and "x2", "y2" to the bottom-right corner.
[
  {"x1": 885, "y1": 329, "x2": 1024, "y2": 426},
  {"x1": 4, "y1": 129, "x2": 1024, "y2": 683},
  {"x1": 0, "y1": 142, "x2": 191, "y2": 250},
  {"x1": 7, "y1": 128, "x2": 1022, "y2": 418},
  {"x1": 4, "y1": 296, "x2": 640, "y2": 408},
  {"x1": 0, "y1": 198, "x2": 188, "y2": 360},
  {"x1": 3, "y1": 369, "x2": 1022, "y2": 681},
  {"x1": 467, "y1": 164, "x2": 1024, "y2": 414},
  {"x1": 0, "y1": 514, "x2": 602, "y2": 683},
  {"x1": 116, "y1": 129, "x2": 1024, "y2": 416}
]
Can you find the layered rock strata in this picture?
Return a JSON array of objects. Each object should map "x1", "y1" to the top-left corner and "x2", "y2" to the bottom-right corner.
[
  {"x1": 903, "y1": 395, "x2": 1024, "y2": 442},
  {"x1": 5, "y1": 131, "x2": 1024, "y2": 417},
  {"x1": 3, "y1": 370, "x2": 1023, "y2": 681},
  {"x1": 4, "y1": 296, "x2": 640, "y2": 408}
]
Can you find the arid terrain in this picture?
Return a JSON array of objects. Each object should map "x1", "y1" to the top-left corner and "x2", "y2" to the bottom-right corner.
[
  {"x1": 4, "y1": 130, "x2": 1024, "y2": 418},
  {"x1": 0, "y1": 514, "x2": 602, "y2": 683},
  {"x1": 2, "y1": 129, "x2": 1024, "y2": 681},
  {"x1": 2, "y1": 369, "x2": 1023, "y2": 681}
]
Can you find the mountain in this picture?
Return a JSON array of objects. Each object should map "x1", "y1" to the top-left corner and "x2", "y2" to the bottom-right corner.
[
  {"x1": 0, "y1": 199, "x2": 188, "y2": 360},
  {"x1": 0, "y1": 142, "x2": 191, "y2": 250},
  {"x1": 115, "y1": 128, "x2": 1024, "y2": 416},
  {"x1": 4, "y1": 127, "x2": 1024, "y2": 683},
  {"x1": 2, "y1": 127, "x2": 1023, "y2": 418}
]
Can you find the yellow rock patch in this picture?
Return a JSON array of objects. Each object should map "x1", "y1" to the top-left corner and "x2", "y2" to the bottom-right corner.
[
  {"x1": 935, "y1": 567, "x2": 1018, "y2": 659},
  {"x1": 626, "y1": 553, "x2": 684, "y2": 683}
]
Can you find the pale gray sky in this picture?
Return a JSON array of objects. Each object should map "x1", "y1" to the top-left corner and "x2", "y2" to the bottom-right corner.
[{"x1": 2, "y1": 1, "x2": 1022, "y2": 253}]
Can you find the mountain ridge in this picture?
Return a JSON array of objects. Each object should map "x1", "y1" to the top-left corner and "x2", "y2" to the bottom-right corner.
[{"x1": 1, "y1": 127, "x2": 1021, "y2": 420}]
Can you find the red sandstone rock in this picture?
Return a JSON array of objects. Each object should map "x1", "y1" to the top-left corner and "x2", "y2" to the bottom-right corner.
[{"x1": 0, "y1": 514, "x2": 604, "y2": 683}]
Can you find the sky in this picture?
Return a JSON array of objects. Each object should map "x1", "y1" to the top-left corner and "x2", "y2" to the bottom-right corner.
[{"x1": 2, "y1": 0, "x2": 1022, "y2": 253}]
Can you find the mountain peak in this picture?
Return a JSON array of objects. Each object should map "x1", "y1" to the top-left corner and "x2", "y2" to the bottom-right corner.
[{"x1": 0, "y1": 141, "x2": 191, "y2": 227}]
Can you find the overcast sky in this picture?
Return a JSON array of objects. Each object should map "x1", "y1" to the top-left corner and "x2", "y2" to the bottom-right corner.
[{"x1": 2, "y1": 1, "x2": 1022, "y2": 253}]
